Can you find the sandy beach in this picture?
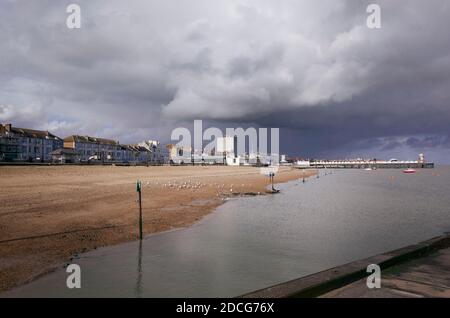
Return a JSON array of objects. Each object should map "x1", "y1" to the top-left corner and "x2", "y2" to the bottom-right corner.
[{"x1": 0, "y1": 165, "x2": 315, "y2": 292}]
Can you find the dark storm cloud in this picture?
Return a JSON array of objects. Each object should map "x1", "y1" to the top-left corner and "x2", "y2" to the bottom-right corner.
[
  {"x1": 406, "y1": 136, "x2": 450, "y2": 149},
  {"x1": 1, "y1": 0, "x2": 450, "y2": 161}
]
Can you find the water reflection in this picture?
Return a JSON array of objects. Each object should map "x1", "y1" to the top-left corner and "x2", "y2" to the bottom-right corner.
[{"x1": 134, "y1": 240, "x2": 143, "y2": 298}]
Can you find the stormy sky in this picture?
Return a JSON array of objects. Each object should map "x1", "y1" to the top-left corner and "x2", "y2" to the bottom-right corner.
[{"x1": 1, "y1": 0, "x2": 450, "y2": 162}]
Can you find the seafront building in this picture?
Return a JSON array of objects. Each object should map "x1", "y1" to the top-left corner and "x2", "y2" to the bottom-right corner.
[
  {"x1": 0, "y1": 123, "x2": 165, "y2": 165},
  {"x1": 166, "y1": 144, "x2": 192, "y2": 164},
  {"x1": 123, "y1": 144, "x2": 153, "y2": 164},
  {"x1": 216, "y1": 136, "x2": 237, "y2": 158},
  {"x1": 50, "y1": 148, "x2": 81, "y2": 164},
  {"x1": 166, "y1": 144, "x2": 179, "y2": 163},
  {"x1": 1, "y1": 122, "x2": 282, "y2": 167},
  {"x1": 0, "y1": 124, "x2": 63, "y2": 162},
  {"x1": 165, "y1": 136, "x2": 280, "y2": 166},
  {"x1": 138, "y1": 140, "x2": 166, "y2": 164},
  {"x1": 63, "y1": 135, "x2": 122, "y2": 162},
  {"x1": 63, "y1": 135, "x2": 161, "y2": 164}
]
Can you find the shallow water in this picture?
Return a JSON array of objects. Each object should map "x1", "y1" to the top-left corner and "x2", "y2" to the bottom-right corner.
[{"x1": 4, "y1": 167, "x2": 450, "y2": 297}]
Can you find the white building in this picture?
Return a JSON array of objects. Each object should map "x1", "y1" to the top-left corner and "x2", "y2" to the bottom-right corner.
[
  {"x1": 216, "y1": 136, "x2": 237, "y2": 157},
  {"x1": 166, "y1": 144, "x2": 189, "y2": 164},
  {"x1": 216, "y1": 136, "x2": 279, "y2": 166}
]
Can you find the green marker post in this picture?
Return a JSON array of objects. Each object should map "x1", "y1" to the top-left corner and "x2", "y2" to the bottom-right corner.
[{"x1": 137, "y1": 180, "x2": 143, "y2": 240}]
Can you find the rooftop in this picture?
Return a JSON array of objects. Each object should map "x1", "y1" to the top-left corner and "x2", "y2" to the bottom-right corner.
[
  {"x1": 64, "y1": 135, "x2": 119, "y2": 146},
  {"x1": 0, "y1": 124, "x2": 62, "y2": 141}
]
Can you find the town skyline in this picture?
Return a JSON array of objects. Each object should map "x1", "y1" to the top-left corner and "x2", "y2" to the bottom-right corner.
[{"x1": 0, "y1": 121, "x2": 433, "y2": 164}]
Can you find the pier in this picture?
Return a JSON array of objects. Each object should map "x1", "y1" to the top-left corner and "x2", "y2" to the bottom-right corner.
[{"x1": 297, "y1": 160, "x2": 434, "y2": 169}]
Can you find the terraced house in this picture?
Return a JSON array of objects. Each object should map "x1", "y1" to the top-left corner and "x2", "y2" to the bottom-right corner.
[
  {"x1": 138, "y1": 140, "x2": 166, "y2": 164},
  {"x1": 2, "y1": 124, "x2": 165, "y2": 165},
  {"x1": 124, "y1": 144, "x2": 152, "y2": 163},
  {"x1": 63, "y1": 135, "x2": 155, "y2": 164},
  {"x1": 63, "y1": 135, "x2": 122, "y2": 162},
  {"x1": 0, "y1": 123, "x2": 63, "y2": 162}
]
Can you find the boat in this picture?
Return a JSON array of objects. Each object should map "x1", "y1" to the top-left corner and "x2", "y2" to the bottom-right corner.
[{"x1": 403, "y1": 168, "x2": 416, "y2": 174}]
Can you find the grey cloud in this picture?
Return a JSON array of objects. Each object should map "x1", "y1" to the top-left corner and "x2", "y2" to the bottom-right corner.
[
  {"x1": 406, "y1": 136, "x2": 450, "y2": 149},
  {"x1": 1, "y1": 0, "x2": 450, "y2": 161}
]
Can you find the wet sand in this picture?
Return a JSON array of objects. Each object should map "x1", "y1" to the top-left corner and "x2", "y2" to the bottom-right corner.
[{"x1": 0, "y1": 165, "x2": 315, "y2": 292}]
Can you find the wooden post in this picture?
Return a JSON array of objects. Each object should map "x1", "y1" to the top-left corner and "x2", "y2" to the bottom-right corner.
[
  {"x1": 137, "y1": 180, "x2": 143, "y2": 240},
  {"x1": 269, "y1": 172, "x2": 278, "y2": 193}
]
